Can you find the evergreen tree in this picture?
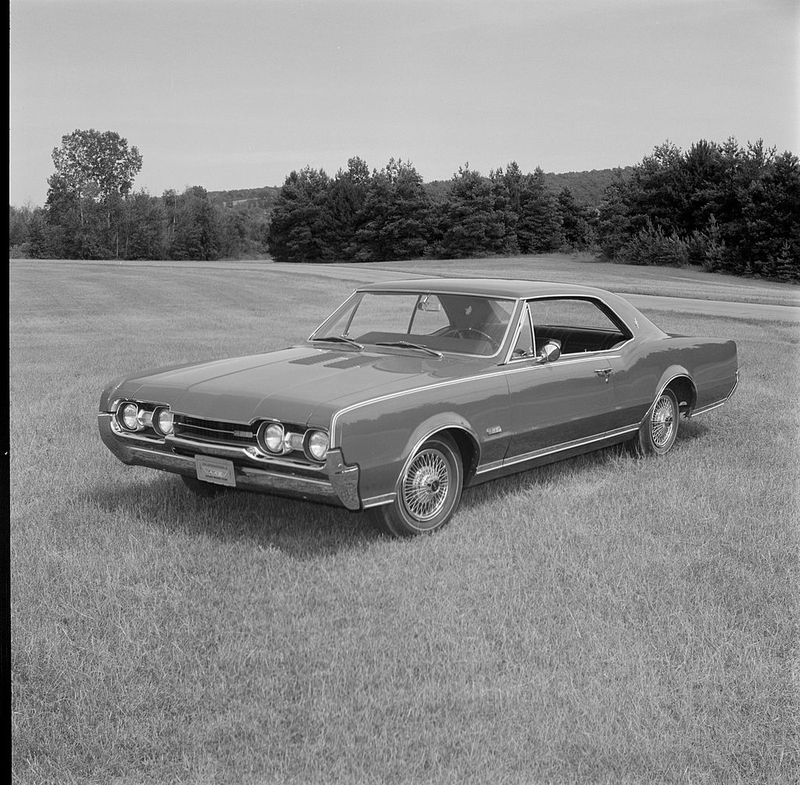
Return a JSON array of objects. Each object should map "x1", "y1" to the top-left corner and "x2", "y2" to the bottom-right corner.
[
  {"x1": 167, "y1": 186, "x2": 222, "y2": 261},
  {"x1": 596, "y1": 172, "x2": 634, "y2": 259},
  {"x1": 434, "y1": 165, "x2": 506, "y2": 258},
  {"x1": 351, "y1": 159, "x2": 431, "y2": 261},
  {"x1": 514, "y1": 167, "x2": 564, "y2": 253},
  {"x1": 266, "y1": 167, "x2": 333, "y2": 263},
  {"x1": 327, "y1": 157, "x2": 371, "y2": 260},
  {"x1": 557, "y1": 188, "x2": 595, "y2": 250},
  {"x1": 741, "y1": 150, "x2": 800, "y2": 278},
  {"x1": 489, "y1": 164, "x2": 521, "y2": 254}
]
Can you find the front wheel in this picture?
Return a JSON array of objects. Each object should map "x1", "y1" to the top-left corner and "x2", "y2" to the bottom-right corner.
[
  {"x1": 371, "y1": 434, "x2": 463, "y2": 537},
  {"x1": 634, "y1": 388, "x2": 679, "y2": 456}
]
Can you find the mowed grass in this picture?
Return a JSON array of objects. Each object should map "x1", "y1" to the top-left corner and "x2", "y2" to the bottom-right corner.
[{"x1": 10, "y1": 258, "x2": 799, "y2": 784}]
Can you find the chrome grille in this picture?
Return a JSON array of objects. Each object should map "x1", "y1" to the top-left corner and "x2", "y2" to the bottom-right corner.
[{"x1": 174, "y1": 416, "x2": 256, "y2": 447}]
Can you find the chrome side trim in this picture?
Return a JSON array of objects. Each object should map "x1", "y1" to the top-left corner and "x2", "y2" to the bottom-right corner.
[
  {"x1": 503, "y1": 354, "x2": 623, "y2": 372},
  {"x1": 362, "y1": 493, "x2": 395, "y2": 509},
  {"x1": 476, "y1": 424, "x2": 639, "y2": 474}
]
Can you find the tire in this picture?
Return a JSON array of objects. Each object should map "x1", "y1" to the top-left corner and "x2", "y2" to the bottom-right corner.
[
  {"x1": 371, "y1": 434, "x2": 463, "y2": 536},
  {"x1": 181, "y1": 474, "x2": 231, "y2": 498},
  {"x1": 634, "y1": 387, "x2": 679, "y2": 456}
]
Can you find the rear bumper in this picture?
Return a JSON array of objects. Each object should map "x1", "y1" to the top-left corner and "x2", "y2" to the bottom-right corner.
[{"x1": 98, "y1": 414, "x2": 361, "y2": 510}]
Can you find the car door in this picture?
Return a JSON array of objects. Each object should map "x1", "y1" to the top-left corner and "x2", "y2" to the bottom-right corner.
[{"x1": 503, "y1": 298, "x2": 619, "y2": 462}]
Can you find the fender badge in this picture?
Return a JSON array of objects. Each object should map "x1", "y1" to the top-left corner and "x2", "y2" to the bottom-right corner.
[{"x1": 486, "y1": 425, "x2": 502, "y2": 435}]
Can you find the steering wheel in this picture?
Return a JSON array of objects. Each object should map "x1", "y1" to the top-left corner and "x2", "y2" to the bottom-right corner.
[{"x1": 443, "y1": 326, "x2": 497, "y2": 348}]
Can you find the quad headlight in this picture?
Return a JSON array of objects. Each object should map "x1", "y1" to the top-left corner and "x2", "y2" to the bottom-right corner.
[
  {"x1": 116, "y1": 401, "x2": 173, "y2": 437},
  {"x1": 120, "y1": 402, "x2": 140, "y2": 431},
  {"x1": 154, "y1": 408, "x2": 174, "y2": 436},
  {"x1": 257, "y1": 421, "x2": 329, "y2": 462},
  {"x1": 306, "y1": 430, "x2": 330, "y2": 462},
  {"x1": 262, "y1": 422, "x2": 285, "y2": 453}
]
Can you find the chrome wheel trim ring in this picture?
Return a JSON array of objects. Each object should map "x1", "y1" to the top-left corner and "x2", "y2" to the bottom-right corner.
[
  {"x1": 651, "y1": 394, "x2": 676, "y2": 448},
  {"x1": 401, "y1": 448, "x2": 451, "y2": 522}
]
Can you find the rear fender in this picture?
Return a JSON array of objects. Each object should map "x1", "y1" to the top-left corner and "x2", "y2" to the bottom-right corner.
[{"x1": 651, "y1": 366, "x2": 697, "y2": 419}]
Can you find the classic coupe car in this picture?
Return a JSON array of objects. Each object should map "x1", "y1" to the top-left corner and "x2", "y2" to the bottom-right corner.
[{"x1": 99, "y1": 278, "x2": 738, "y2": 535}]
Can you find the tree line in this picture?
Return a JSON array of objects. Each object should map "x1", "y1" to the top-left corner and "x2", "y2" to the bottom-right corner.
[
  {"x1": 8, "y1": 129, "x2": 799, "y2": 281},
  {"x1": 597, "y1": 139, "x2": 799, "y2": 280},
  {"x1": 265, "y1": 158, "x2": 595, "y2": 263}
]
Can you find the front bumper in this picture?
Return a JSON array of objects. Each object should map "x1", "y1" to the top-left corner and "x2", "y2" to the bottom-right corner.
[{"x1": 98, "y1": 413, "x2": 361, "y2": 510}]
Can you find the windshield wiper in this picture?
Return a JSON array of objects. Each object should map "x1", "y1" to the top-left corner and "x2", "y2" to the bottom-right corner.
[
  {"x1": 375, "y1": 340, "x2": 443, "y2": 358},
  {"x1": 310, "y1": 335, "x2": 363, "y2": 350}
]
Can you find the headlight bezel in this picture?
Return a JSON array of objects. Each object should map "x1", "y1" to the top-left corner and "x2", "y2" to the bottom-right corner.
[
  {"x1": 256, "y1": 420, "x2": 330, "y2": 463},
  {"x1": 114, "y1": 400, "x2": 173, "y2": 438}
]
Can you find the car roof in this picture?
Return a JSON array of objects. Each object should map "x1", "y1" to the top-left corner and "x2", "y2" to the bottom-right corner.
[{"x1": 358, "y1": 277, "x2": 616, "y2": 300}]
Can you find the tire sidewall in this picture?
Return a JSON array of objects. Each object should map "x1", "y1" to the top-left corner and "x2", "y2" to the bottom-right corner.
[
  {"x1": 639, "y1": 388, "x2": 679, "y2": 456},
  {"x1": 381, "y1": 434, "x2": 463, "y2": 536}
]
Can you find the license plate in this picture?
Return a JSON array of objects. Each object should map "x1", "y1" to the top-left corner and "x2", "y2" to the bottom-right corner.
[{"x1": 195, "y1": 456, "x2": 236, "y2": 487}]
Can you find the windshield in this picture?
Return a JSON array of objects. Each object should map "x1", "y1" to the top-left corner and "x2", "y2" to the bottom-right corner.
[{"x1": 310, "y1": 291, "x2": 516, "y2": 357}]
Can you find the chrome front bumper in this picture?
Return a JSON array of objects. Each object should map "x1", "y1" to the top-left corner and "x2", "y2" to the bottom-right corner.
[{"x1": 98, "y1": 414, "x2": 361, "y2": 510}]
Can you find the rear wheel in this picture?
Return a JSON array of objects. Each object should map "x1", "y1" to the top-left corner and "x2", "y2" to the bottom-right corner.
[
  {"x1": 371, "y1": 434, "x2": 463, "y2": 537},
  {"x1": 635, "y1": 388, "x2": 679, "y2": 456}
]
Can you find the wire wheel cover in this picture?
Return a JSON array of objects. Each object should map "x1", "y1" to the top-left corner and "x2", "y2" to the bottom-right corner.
[
  {"x1": 401, "y1": 448, "x2": 451, "y2": 521},
  {"x1": 651, "y1": 395, "x2": 676, "y2": 448}
]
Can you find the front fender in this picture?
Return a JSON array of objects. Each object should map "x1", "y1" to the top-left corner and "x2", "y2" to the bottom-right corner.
[
  {"x1": 399, "y1": 413, "x2": 481, "y2": 481},
  {"x1": 333, "y1": 375, "x2": 510, "y2": 506}
]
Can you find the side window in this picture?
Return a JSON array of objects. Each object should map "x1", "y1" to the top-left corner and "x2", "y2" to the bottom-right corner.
[
  {"x1": 511, "y1": 304, "x2": 534, "y2": 358},
  {"x1": 530, "y1": 298, "x2": 630, "y2": 355}
]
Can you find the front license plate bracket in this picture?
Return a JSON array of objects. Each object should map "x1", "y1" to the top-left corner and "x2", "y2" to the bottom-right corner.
[{"x1": 195, "y1": 456, "x2": 236, "y2": 487}]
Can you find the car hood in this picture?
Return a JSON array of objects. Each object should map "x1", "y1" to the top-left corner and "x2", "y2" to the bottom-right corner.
[{"x1": 102, "y1": 345, "x2": 489, "y2": 426}]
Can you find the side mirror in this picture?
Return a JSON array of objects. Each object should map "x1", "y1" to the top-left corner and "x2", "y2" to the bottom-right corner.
[{"x1": 537, "y1": 340, "x2": 561, "y2": 364}]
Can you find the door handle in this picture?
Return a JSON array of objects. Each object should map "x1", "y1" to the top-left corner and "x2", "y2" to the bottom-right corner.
[{"x1": 594, "y1": 368, "x2": 613, "y2": 381}]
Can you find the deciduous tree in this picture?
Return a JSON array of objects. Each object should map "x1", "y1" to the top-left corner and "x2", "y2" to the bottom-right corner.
[{"x1": 45, "y1": 129, "x2": 143, "y2": 258}]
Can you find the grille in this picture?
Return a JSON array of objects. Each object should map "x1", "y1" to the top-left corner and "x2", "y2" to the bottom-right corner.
[{"x1": 174, "y1": 416, "x2": 256, "y2": 447}]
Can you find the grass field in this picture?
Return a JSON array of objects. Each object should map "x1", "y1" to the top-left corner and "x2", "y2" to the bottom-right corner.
[{"x1": 10, "y1": 256, "x2": 800, "y2": 783}]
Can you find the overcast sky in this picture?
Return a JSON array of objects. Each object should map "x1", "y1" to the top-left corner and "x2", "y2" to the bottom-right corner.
[{"x1": 9, "y1": 0, "x2": 800, "y2": 207}]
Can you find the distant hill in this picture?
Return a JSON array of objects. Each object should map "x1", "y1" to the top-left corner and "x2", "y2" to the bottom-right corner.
[
  {"x1": 208, "y1": 167, "x2": 634, "y2": 212},
  {"x1": 207, "y1": 185, "x2": 281, "y2": 210},
  {"x1": 424, "y1": 168, "x2": 633, "y2": 208},
  {"x1": 542, "y1": 168, "x2": 634, "y2": 206}
]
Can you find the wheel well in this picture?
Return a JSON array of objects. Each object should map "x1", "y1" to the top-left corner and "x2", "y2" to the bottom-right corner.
[
  {"x1": 666, "y1": 376, "x2": 697, "y2": 416},
  {"x1": 440, "y1": 428, "x2": 480, "y2": 484}
]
